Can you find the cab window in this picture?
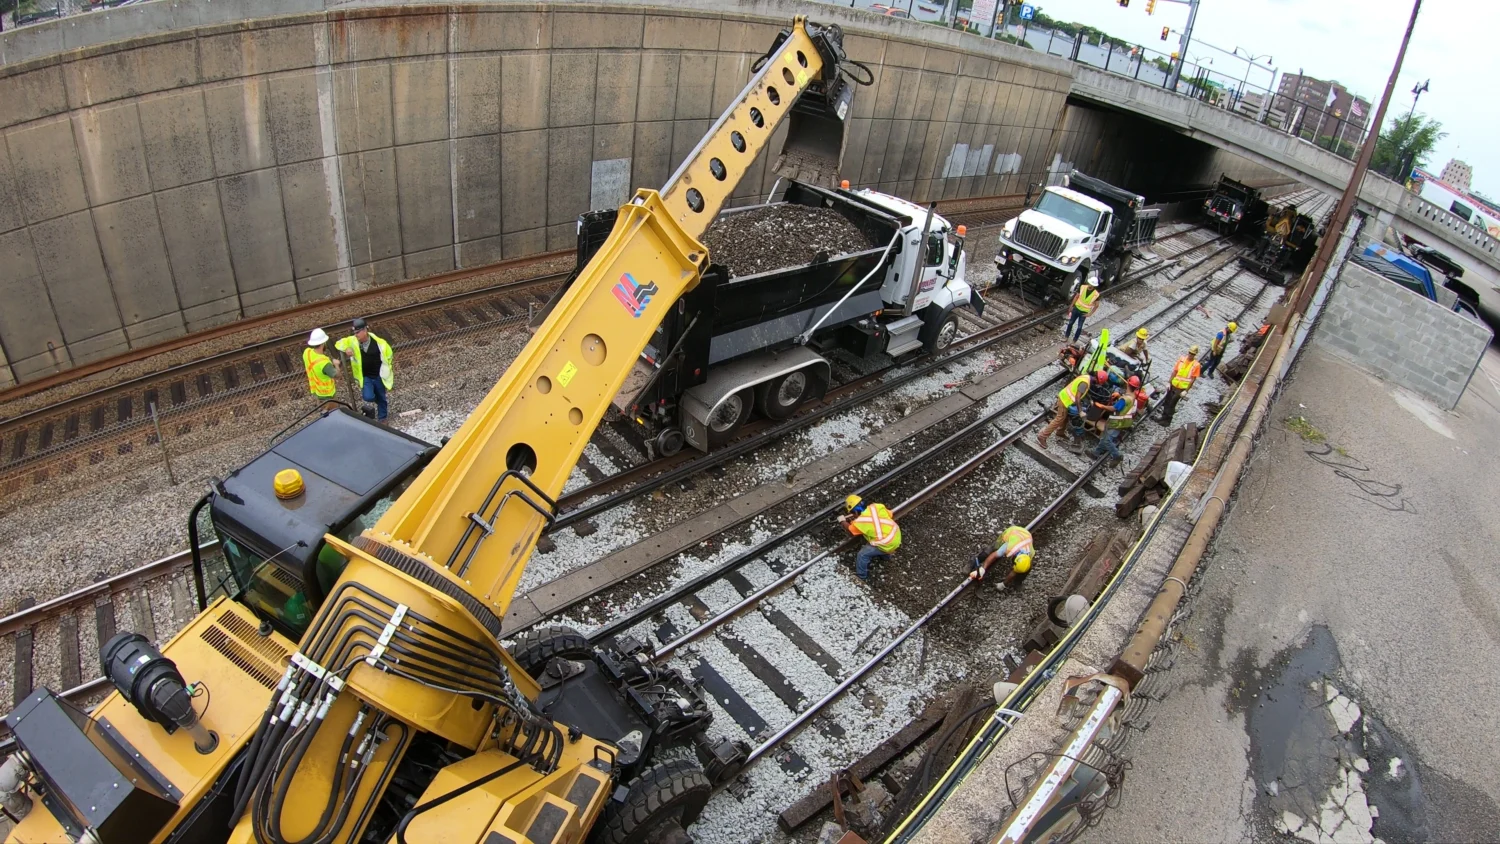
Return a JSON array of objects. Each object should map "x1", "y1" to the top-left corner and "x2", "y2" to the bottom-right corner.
[{"x1": 925, "y1": 231, "x2": 945, "y2": 266}]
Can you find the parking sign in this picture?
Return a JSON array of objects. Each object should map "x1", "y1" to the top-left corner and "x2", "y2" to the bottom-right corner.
[{"x1": 1019, "y1": 4, "x2": 1036, "y2": 20}]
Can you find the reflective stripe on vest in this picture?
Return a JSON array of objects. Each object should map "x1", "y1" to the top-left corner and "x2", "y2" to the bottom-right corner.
[
  {"x1": 1058, "y1": 375, "x2": 1090, "y2": 408},
  {"x1": 335, "y1": 332, "x2": 394, "y2": 390},
  {"x1": 1170, "y1": 357, "x2": 1199, "y2": 390},
  {"x1": 853, "y1": 504, "x2": 902, "y2": 553},
  {"x1": 304, "y1": 348, "x2": 335, "y2": 397},
  {"x1": 1073, "y1": 287, "x2": 1100, "y2": 314},
  {"x1": 999, "y1": 525, "x2": 1033, "y2": 556}
]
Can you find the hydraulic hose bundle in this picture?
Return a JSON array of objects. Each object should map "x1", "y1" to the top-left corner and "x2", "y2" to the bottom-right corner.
[{"x1": 227, "y1": 580, "x2": 562, "y2": 843}]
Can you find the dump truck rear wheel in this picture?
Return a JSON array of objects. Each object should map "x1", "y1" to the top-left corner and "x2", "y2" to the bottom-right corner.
[
  {"x1": 756, "y1": 369, "x2": 812, "y2": 420},
  {"x1": 595, "y1": 759, "x2": 712, "y2": 844},
  {"x1": 706, "y1": 389, "x2": 753, "y2": 446},
  {"x1": 507, "y1": 625, "x2": 592, "y2": 678}
]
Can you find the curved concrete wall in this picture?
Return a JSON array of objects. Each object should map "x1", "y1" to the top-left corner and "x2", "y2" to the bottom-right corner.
[{"x1": 0, "y1": 0, "x2": 1286, "y2": 385}]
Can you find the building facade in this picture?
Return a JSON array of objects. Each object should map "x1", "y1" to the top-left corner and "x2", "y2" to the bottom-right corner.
[
  {"x1": 1272, "y1": 73, "x2": 1371, "y2": 148},
  {"x1": 1440, "y1": 159, "x2": 1473, "y2": 193}
]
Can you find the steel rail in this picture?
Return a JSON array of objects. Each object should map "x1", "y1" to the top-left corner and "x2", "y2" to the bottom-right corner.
[
  {"x1": 743, "y1": 453, "x2": 1109, "y2": 767},
  {"x1": 0, "y1": 541, "x2": 218, "y2": 638},
  {"x1": 626, "y1": 250, "x2": 1266, "y2": 655},
  {"x1": 649, "y1": 407, "x2": 1051, "y2": 661},
  {"x1": 551, "y1": 235, "x2": 1216, "y2": 524}
]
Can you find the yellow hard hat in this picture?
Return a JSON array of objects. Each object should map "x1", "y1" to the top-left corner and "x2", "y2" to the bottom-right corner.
[
  {"x1": 845, "y1": 494, "x2": 863, "y2": 512},
  {"x1": 1227, "y1": 321, "x2": 1238, "y2": 333},
  {"x1": 1136, "y1": 327, "x2": 1149, "y2": 339},
  {"x1": 1188, "y1": 344, "x2": 1200, "y2": 356},
  {"x1": 1013, "y1": 553, "x2": 1032, "y2": 574},
  {"x1": 274, "y1": 468, "x2": 305, "y2": 500}
]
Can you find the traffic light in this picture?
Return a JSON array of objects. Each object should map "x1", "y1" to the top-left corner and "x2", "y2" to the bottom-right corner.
[
  {"x1": 1160, "y1": 26, "x2": 1170, "y2": 41},
  {"x1": 1118, "y1": 0, "x2": 1129, "y2": 6},
  {"x1": 1145, "y1": 0, "x2": 1157, "y2": 13}
]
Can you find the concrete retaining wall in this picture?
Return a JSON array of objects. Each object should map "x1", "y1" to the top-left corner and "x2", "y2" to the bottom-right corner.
[
  {"x1": 1315, "y1": 261, "x2": 1492, "y2": 409},
  {"x1": 0, "y1": 0, "x2": 1290, "y2": 386}
]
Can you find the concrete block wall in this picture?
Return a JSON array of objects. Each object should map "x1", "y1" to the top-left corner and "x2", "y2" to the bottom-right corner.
[
  {"x1": 1315, "y1": 261, "x2": 1493, "y2": 409},
  {"x1": 0, "y1": 1, "x2": 1093, "y2": 384}
]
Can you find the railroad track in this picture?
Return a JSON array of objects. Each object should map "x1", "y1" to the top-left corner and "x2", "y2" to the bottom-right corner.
[
  {"x1": 0, "y1": 276, "x2": 565, "y2": 494},
  {"x1": 497, "y1": 254, "x2": 1288, "y2": 840},
  {"x1": 0, "y1": 194, "x2": 1324, "y2": 758}
]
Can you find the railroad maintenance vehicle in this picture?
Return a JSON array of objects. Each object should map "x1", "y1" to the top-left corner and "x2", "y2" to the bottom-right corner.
[
  {"x1": 1239, "y1": 203, "x2": 1320, "y2": 286},
  {"x1": 1, "y1": 16, "x2": 866, "y2": 844},
  {"x1": 1202, "y1": 174, "x2": 1268, "y2": 234},
  {"x1": 540, "y1": 179, "x2": 978, "y2": 456},
  {"x1": 994, "y1": 170, "x2": 1160, "y2": 303}
]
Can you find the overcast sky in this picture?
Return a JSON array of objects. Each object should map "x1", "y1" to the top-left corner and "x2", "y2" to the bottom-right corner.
[{"x1": 992, "y1": 0, "x2": 1493, "y2": 196}]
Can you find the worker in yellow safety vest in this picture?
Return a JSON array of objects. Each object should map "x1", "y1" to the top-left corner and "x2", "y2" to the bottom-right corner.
[
  {"x1": 1038, "y1": 373, "x2": 1091, "y2": 449},
  {"x1": 841, "y1": 494, "x2": 901, "y2": 581},
  {"x1": 1064, "y1": 273, "x2": 1101, "y2": 343},
  {"x1": 1119, "y1": 326, "x2": 1151, "y2": 367},
  {"x1": 335, "y1": 317, "x2": 395, "y2": 421},
  {"x1": 970, "y1": 524, "x2": 1035, "y2": 589},
  {"x1": 1159, "y1": 345, "x2": 1202, "y2": 425},
  {"x1": 304, "y1": 328, "x2": 340, "y2": 403},
  {"x1": 1202, "y1": 321, "x2": 1237, "y2": 379}
]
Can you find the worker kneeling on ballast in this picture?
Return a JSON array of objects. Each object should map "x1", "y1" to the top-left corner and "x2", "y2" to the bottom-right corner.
[
  {"x1": 841, "y1": 494, "x2": 901, "y2": 582},
  {"x1": 969, "y1": 524, "x2": 1034, "y2": 589}
]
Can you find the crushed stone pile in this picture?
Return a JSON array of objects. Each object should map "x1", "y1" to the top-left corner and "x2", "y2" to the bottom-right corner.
[{"x1": 702, "y1": 204, "x2": 874, "y2": 278}]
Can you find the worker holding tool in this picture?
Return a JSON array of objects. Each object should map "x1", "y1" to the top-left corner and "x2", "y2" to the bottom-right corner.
[
  {"x1": 1159, "y1": 345, "x2": 1202, "y2": 425},
  {"x1": 1092, "y1": 392, "x2": 1129, "y2": 463},
  {"x1": 1038, "y1": 373, "x2": 1091, "y2": 449},
  {"x1": 1119, "y1": 327, "x2": 1151, "y2": 367},
  {"x1": 1202, "y1": 321, "x2": 1237, "y2": 379},
  {"x1": 1063, "y1": 273, "x2": 1101, "y2": 342},
  {"x1": 304, "y1": 328, "x2": 341, "y2": 406},
  {"x1": 970, "y1": 524, "x2": 1034, "y2": 589},
  {"x1": 841, "y1": 495, "x2": 902, "y2": 582},
  {"x1": 335, "y1": 317, "x2": 395, "y2": 421}
]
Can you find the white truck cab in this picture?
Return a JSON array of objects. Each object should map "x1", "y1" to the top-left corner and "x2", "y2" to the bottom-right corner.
[
  {"x1": 997, "y1": 186, "x2": 1114, "y2": 279},
  {"x1": 851, "y1": 188, "x2": 973, "y2": 319}
]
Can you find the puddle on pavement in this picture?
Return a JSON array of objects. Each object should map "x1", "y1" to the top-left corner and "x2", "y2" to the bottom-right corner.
[{"x1": 1232, "y1": 626, "x2": 1406, "y2": 843}]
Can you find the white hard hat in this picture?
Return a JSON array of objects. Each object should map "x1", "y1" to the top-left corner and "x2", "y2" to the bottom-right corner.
[
  {"x1": 308, "y1": 327, "x2": 329, "y2": 346},
  {"x1": 1087, "y1": 273, "x2": 1100, "y2": 287}
]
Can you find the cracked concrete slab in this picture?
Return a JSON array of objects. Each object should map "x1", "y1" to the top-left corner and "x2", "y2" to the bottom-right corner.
[{"x1": 1085, "y1": 347, "x2": 1500, "y2": 843}]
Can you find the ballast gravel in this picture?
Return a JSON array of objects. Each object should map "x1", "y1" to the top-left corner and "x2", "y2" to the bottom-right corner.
[{"x1": 702, "y1": 204, "x2": 875, "y2": 278}]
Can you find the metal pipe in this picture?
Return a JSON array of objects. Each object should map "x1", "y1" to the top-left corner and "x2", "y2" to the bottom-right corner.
[
  {"x1": 797, "y1": 229, "x2": 904, "y2": 344},
  {"x1": 995, "y1": 683, "x2": 1124, "y2": 844},
  {"x1": 1112, "y1": 320, "x2": 1294, "y2": 679}
]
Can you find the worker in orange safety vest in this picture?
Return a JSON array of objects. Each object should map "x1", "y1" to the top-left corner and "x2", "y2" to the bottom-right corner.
[
  {"x1": 841, "y1": 494, "x2": 901, "y2": 581},
  {"x1": 304, "y1": 328, "x2": 341, "y2": 406},
  {"x1": 1159, "y1": 345, "x2": 1202, "y2": 425}
]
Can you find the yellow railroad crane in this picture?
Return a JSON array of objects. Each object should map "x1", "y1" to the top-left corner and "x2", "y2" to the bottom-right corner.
[{"x1": 2, "y1": 18, "x2": 857, "y2": 844}]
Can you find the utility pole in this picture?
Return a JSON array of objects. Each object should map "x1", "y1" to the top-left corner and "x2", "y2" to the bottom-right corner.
[
  {"x1": 1295, "y1": 0, "x2": 1424, "y2": 318},
  {"x1": 1166, "y1": 0, "x2": 1200, "y2": 91}
]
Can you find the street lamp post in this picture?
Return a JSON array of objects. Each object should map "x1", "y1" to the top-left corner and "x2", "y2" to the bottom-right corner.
[
  {"x1": 1407, "y1": 78, "x2": 1430, "y2": 122},
  {"x1": 1232, "y1": 48, "x2": 1273, "y2": 115}
]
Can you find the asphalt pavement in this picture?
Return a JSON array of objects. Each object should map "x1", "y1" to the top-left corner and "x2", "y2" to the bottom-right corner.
[{"x1": 1086, "y1": 343, "x2": 1500, "y2": 843}]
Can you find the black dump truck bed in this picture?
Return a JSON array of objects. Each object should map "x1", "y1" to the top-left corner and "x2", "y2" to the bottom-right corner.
[{"x1": 1068, "y1": 170, "x2": 1158, "y2": 249}]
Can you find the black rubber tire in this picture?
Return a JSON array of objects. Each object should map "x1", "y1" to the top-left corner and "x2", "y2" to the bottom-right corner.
[
  {"x1": 594, "y1": 759, "x2": 712, "y2": 844},
  {"x1": 755, "y1": 369, "x2": 814, "y2": 420},
  {"x1": 706, "y1": 388, "x2": 754, "y2": 447},
  {"x1": 1112, "y1": 253, "x2": 1131, "y2": 287},
  {"x1": 506, "y1": 624, "x2": 592, "y2": 679},
  {"x1": 919, "y1": 307, "x2": 960, "y2": 354}
]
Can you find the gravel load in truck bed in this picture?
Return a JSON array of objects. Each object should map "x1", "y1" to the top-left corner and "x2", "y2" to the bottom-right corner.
[{"x1": 702, "y1": 204, "x2": 876, "y2": 278}]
